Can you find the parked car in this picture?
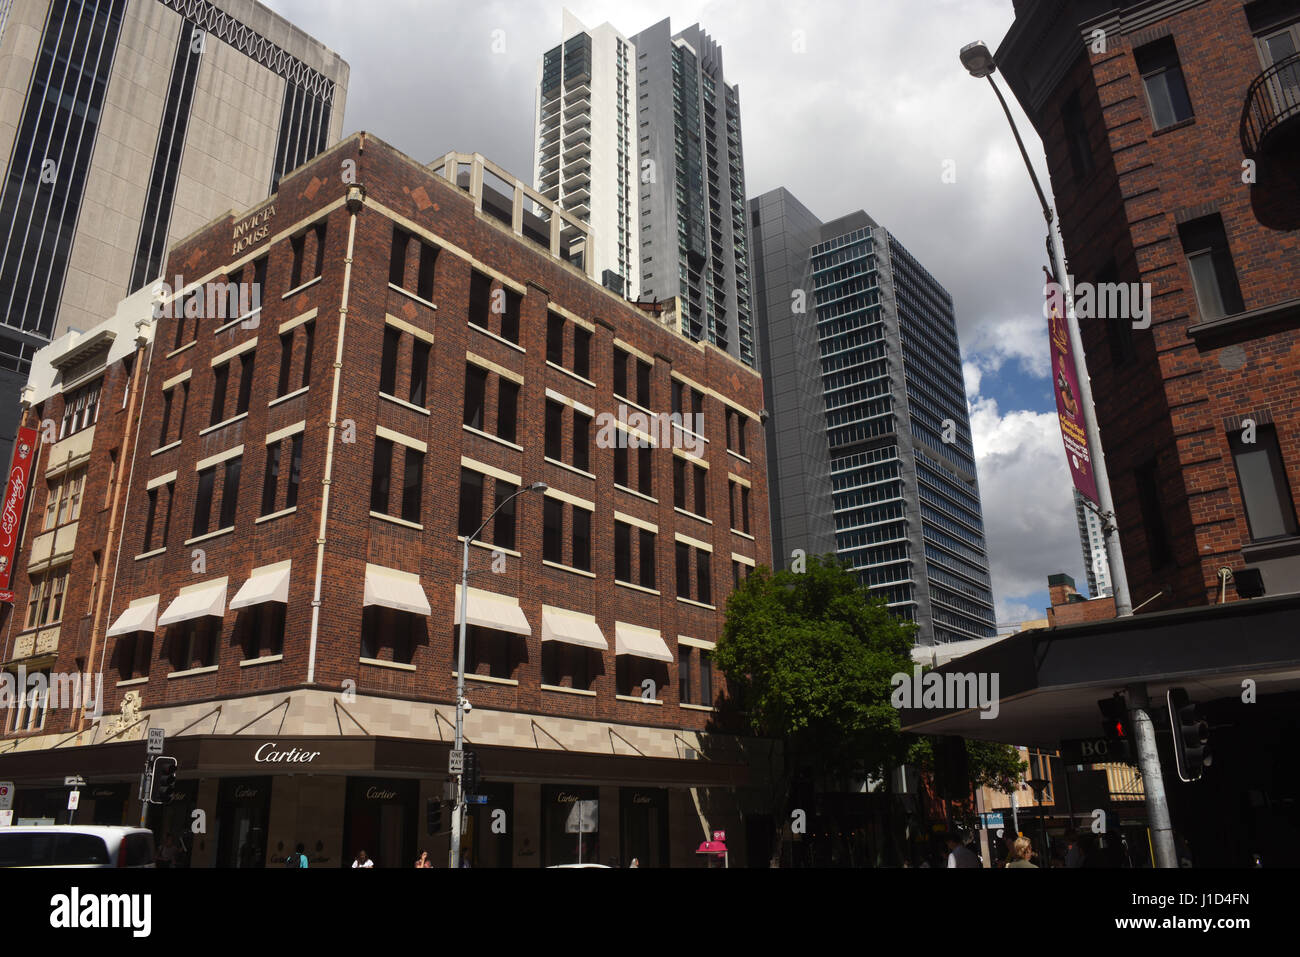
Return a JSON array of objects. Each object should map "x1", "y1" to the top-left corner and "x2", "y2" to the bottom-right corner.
[{"x1": 0, "y1": 826, "x2": 156, "y2": 868}]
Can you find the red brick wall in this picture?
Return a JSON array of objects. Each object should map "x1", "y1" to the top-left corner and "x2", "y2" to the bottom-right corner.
[
  {"x1": 6, "y1": 135, "x2": 770, "y2": 737},
  {"x1": 1030, "y1": 0, "x2": 1300, "y2": 611}
]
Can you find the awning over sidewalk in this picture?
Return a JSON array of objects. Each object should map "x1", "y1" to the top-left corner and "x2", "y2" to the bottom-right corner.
[
  {"x1": 157, "y1": 578, "x2": 228, "y2": 628},
  {"x1": 541, "y1": 606, "x2": 607, "y2": 650},
  {"x1": 229, "y1": 561, "x2": 291, "y2": 610},
  {"x1": 363, "y1": 564, "x2": 431, "y2": 617},
  {"x1": 455, "y1": 585, "x2": 530, "y2": 636},
  {"x1": 614, "y1": 622, "x2": 672, "y2": 662},
  {"x1": 106, "y1": 595, "x2": 160, "y2": 637}
]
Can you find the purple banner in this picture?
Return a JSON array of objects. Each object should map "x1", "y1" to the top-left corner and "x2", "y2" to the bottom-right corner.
[{"x1": 1047, "y1": 272, "x2": 1100, "y2": 505}]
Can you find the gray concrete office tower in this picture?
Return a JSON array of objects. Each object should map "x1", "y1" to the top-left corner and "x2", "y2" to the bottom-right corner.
[
  {"x1": 0, "y1": 0, "x2": 348, "y2": 464},
  {"x1": 751, "y1": 188, "x2": 997, "y2": 646},
  {"x1": 631, "y1": 18, "x2": 755, "y2": 368}
]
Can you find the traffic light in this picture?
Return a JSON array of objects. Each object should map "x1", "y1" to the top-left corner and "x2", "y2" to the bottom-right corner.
[
  {"x1": 1168, "y1": 688, "x2": 1210, "y2": 782},
  {"x1": 427, "y1": 798, "x2": 443, "y2": 835},
  {"x1": 463, "y1": 750, "x2": 480, "y2": 795},
  {"x1": 1097, "y1": 695, "x2": 1132, "y2": 764},
  {"x1": 150, "y1": 757, "x2": 178, "y2": 803}
]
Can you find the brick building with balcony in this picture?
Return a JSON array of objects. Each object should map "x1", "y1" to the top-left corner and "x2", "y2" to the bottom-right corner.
[{"x1": 0, "y1": 133, "x2": 773, "y2": 868}]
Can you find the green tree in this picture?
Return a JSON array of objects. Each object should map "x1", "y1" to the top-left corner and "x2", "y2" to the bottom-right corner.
[{"x1": 714, "y1": 555, "x2": 916, "y2": 861}]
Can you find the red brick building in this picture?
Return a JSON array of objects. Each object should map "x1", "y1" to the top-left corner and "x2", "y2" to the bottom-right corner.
[
  {"x1": 1046, "y1": 572, "x2": 1118, "y2": 626},
  {"x1": 0, "y1": 134, "x2": 773, "y2": 867},
  {"x1": 1000, "y1": 0, "x2": 1300, "y2": 612}
]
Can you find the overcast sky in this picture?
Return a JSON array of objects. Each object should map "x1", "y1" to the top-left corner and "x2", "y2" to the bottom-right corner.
[{"x1": 262, "y1": 0, "x2": 1088, "y2": 627}]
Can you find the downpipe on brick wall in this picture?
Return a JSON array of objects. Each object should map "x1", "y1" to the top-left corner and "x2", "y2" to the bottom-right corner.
[{"x1": 307, "y1": 185, "x2": 365, "y2": 684}]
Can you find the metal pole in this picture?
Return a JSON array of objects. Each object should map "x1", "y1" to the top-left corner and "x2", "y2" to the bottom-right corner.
[
  {"x1": 1127, "y1": 684, "x2": 1178, "y2": 868},
  {"x1": 984, "y1": 72, "x2": 1133, "y2": 618},
  {"x1": 451, "y1": 536, "x2": 470, "y2": 870}
]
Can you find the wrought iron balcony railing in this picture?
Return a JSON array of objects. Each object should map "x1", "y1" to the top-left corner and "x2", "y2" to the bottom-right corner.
[{"x1": 1241, "y1": 52, "x2": 1300, "y2": 155}]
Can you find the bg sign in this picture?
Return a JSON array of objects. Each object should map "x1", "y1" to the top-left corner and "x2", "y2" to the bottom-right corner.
[{"x1": 1060, "y1": 736, "x2": 1115, "y2": 764}]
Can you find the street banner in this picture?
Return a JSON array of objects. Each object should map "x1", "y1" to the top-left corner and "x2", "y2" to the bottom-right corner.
[
  {"x1": 1046, "y1": 270, "x2": 1100, "y2": 505},
  {"x1": 0, "y1": 427, "x2": 38, "y2": 601}
]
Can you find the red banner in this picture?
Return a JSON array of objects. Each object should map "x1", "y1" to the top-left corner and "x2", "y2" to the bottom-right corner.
[
  {"x1": 0, "y1": 426, "x2": 38, "y2": 601},
  {"x1": 1046, "y1": 271, "x2": 1100, "y2": 506}
]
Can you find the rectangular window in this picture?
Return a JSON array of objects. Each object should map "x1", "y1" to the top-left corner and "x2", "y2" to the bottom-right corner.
[
  {"x1": 573, "y1": 411, "x2": 592, "y2": 473},
  {"x1": 370, "y1": 437, "x2": 393, "y2": 514},
  {"x1": 691, "y1": 390, "x2": 705, "y2": 440},
  {"x1": 493, "y1": 479, "x2": 517, "y2": 550},
  {"x1": 173, "y1": 382, "x2": 189, "y2": 443},
  {"x1": 290, "y1": 232, "x2": 306, "y2": 289},
  {"x1": 261, "y1": 442, "x2": 281, "y2": 516},
  {"x1": 545, "y1": 400, "x2": 564, "y2": 461},
  {"x1": 1178, "y1": 214, "x2": 1245, "y2": 320},
  {"x1": 312, "y1": 222, "x2": 327, "y2": 279},
  {"x1": 543, "y1": 497, "x2": 564, "y2": 564},
  {"x1": 1136, "y1": 37, "x2": 1194, "y2": 129},
  {"x1": 500, "y1": 290, "x2": 521, "y2": 344},
  {"x1": 160, "y1": 388, "x2": 175, "y2": 447},
  {"x1": 192, "y1": 468, "x2": 215, "y2": 538},
  {"x1": 547, "y1": 311, "x2": 565, "y2": 365},
  {"x1": 210, "y1": 364, "x2": 229, "y2": 426},
  {"x1": 672, "y1": 380, "x2": 684, "y2": 417},
  {"x1": 236, "y1": 352, "x2": 255, "y2": 415},
  {"x1": 573, "y1": 327, "x2": 591, "y2": 379},
  {"x1": 693, "y1": 464, "x2": 707, "y2": 518},
  {"x1": 700, "y1": 652, "x2": 713, "y2": 706},
  {"x1": 613, "y1": 346, "x2": 629, "y2": 399},
  {"x1": 380, "y1": 327, "x2": 401, "y2": 395},
  {"x1": 572, "y1": 508, "x2": 592, "y2": 572},
  {"x1": 636, "y1": 359, "x2": 652, "y2": 408},
  {"x1": 639, "y1": 529, "x2": 656, "y2": 589},
  {"x1": 286, "y1": 434, "x2": 302, "y2": 509},
  {"x1": 143, "y1": 483, "x2": 172, "y2": 553},
  {"x1": 1230, "y1": 425, "x2": 1298, "y2": 541},
  {"x1": 498, "y1": 380, "x2": 520, "y2": 444},
  {"x1": 464, "y1": 365, "x2": 487, "y2": 430},
  {"x1": 458, "y1": 468, "x2": 484, "y2": 538},
  {"x1": 219, "y1": 457, "x2": 241, "y2": 530},
  {"x1": 301, "y1": 321, "x2": 315, "y2": 388},
  {"x1": 696, "y1": 551, "x2": 712, "y2": 605},
  {"x1": 679, "y1": 645, "x2": 693, "y2": 704},
  {"x1": 402, "y1": 447, "x2": 424, "y2": 524},
  {"x1": 1062, "y1": 90, "x2": 1094, "y2": 182},
  {"x1": 60, "y1": 381, "x2": 101, "y2": 440},
  {"x1": 410, "y1": 340, "x2": 430, "y2": 406},
  {"x1": 741, "y1": 485, "x2": 751, "y2": 534},
  {"x1": 614, "y1": 445, "x2": 629, "y2": 488},
  {"x1": 737, "y1": 416, "x2": 747, "y2": 457},
  {"x1": 468, "y1": 270, "x2": 492, "y2": 329},
  {"x1": 637, "y1": 445, "x2": 652, "y2": 496},
  {"x1": 417, "y1": 242, "x2": 437, "y2": 301},
  {"x1": 676, "y1": 542, "x2": 692, "y2": 598},
  {"x1": 389, "y1": 227, "x2": 410, "y2": 287},
  {"x1": 277, "y1": 333, "x2": 293, "y2": 397},
  {"x1": 674, "y1": 458, "x2": 687, "y2": 510},
  {"x1": 614, "y1": 521, "x2": 632, "y2": 582}
]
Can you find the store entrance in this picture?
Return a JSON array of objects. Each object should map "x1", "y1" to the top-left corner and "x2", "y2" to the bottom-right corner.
[
  {"x1": 343, "y1": 778, "x2": 416, "y2": 869},
  {"x1": 619, "y1": 788, "x2": 669, "y2": 867},
  {"x1": 215, "y1": 777, "x2": 272, "y2": 868}
]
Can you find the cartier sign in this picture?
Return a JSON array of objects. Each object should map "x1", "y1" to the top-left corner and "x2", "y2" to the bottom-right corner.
[
  {"x1": 254, "y1": 742, "x2": 321, "y2": 764},
  {"x1": 364, "y1": 787, "x2": 397, "y2": 801}
]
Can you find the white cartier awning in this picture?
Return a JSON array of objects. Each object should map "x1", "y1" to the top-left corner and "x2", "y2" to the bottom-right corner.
[
  {"x1": 541, "y1": 606, "x2": 608, "y2": 650},
  {"x1": 614, "y1": 621, "x2": 673, "y2": 662},
  {"x1": 363, "y1": 564, "x2": 432, "y2": 616},
  {"x1": 106, "y1": 596, "x2": 160, "y2": 637},
  {"x1": 455, "y1": 585, "x2": 531, "y2": 636},
  {"x1": 229, "y1": 561, "x2": 292, "y2": 610},
  {"x1": 157, "y1": 578, "x2": 228, "y2": 628}
]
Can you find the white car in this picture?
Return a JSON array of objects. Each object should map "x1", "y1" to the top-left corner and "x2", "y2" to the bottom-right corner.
[{"x1": 0, "y1": 826, "x2": 156, "y2": 868}]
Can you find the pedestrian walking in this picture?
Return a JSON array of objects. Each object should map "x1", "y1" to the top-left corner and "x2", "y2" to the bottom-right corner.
[
  {"x1": 944, "y1": 832, "x2": 980, "y2": 868},
  {"x1": 1006, "y1": 836, "x2": 1038, "y2": 868}
]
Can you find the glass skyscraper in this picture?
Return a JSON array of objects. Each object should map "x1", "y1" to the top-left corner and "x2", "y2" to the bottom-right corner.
[{"x1": 751, "y1": 188, "x2": 997, "y2": 645}]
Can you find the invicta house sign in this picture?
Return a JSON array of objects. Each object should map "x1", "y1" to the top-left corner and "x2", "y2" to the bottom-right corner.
[{"x1": 232, "y1": 205, "x2": 275, "y2": 256}]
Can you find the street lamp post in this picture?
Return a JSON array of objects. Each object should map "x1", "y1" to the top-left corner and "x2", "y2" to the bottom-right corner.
[
  {"x1": 960, "y1": 42, "x2": 1181, "y2": 867},
  {"x1": 450, "y1": 481, "x2": 547, "y2": 869},
  {"x1": 959, "y1": 41, "x2": 1133, "y2": 620}
]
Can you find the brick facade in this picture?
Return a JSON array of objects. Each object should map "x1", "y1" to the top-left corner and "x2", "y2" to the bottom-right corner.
[
  {"x1": 1, "y1": 133, "x2": 771, "y2": 740},
  {"x1": 1000, "y1": 0, "x2": 1300, "y2": 612}
]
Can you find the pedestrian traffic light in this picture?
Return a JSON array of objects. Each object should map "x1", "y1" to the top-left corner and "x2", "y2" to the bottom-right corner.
[
  {"x1": 150, "y1": 757, "x2": 178, "y2": 803},
  {"x1": 1097, "y1": 694, "x2": 1132, "y2": 763},
  {"x1": 427, "y1": 798, "x2": 443, "y2": 835},
  {"x1": 463, "y1": 750, "x2": 480, "y2": 795},
  {"x1": 1167, "y1": 687, "x2": 1210, "y2": 782}
]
